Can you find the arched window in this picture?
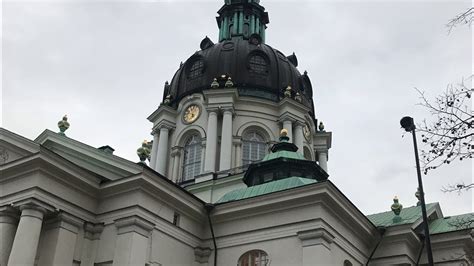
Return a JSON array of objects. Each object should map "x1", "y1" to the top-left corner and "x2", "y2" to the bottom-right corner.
[
  {"x1": 187, "y1": 59, "x2": 204, "y2": 79},
  {"x1": 182, "y1": 135, "x2": 202, "y2": 181},
  {"x1": 343, "y1": 260, "x2": 353, "y2": 266},
  {"x1": 238, "y1": 250, "x2": 269, "y2": 266},
  {"x1": 248, "y1": 54, "x2": 268, "y2": 74},
  {"x1": 242, "y1": 131, "x2": 267, "y2": 166}
]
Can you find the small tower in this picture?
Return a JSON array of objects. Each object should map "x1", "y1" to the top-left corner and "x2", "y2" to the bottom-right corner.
[{"x1": 216, "y1": 0, "x2": 269, "y2": 42}]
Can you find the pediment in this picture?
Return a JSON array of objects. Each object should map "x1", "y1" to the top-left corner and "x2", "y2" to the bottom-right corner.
[
  {"x1": 0, "y1": 128, "x2": 39, "y2": 165},
  {"x1": 34, "y1": 130, "x2": 141, "y2": 181}
]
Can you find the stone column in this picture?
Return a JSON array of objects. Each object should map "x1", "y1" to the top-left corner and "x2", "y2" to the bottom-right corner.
[
  {"x1": 283, "y1": 120, "x2": 293, "y2": 142},
  {"x1": 37, "y1": 212, "x2": 82, "y2": 266},
  {"x1": 171, "y1": 147, "x2": 182, "y2": 183},
  {"x1": 8, "y1": 204, "x2": 47, "y2": 266},
  {"x1": 0, "y1": 206, "x2": 19, "y2": 266},
  {"x1": 150, "y1": 130, "x2": 160, "y2": 169},
  {"x1": 80, "y1": 222, "x2": 104, "y2": 266},
  {"x1": 112, "y1": 216, "x2": 155, "y2": 266},
  {"x1": 155, "y1": 126, "x2": 170, "y2": 175},
  {"x1": 204, "y1": 109, "x2": 218, "y2": 172},
  {"x1": 318, "y1": 150, "x2": 328, "y2": 172},
  {"x1": 298, "y1": 228, "x2": 335, "y2": 266},
  {"x1": 294, "y1": 122, "x2": 305, "y2": 153},
  {"x1": 219, "y1": 108, "x2": 233, "y2": 171}
]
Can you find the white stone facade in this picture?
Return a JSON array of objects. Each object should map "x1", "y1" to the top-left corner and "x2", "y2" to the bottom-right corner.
[
  {"x1": 0, "y1": 127, "x2": 473, "y2": 266},
  {"x1": 147, "y1": 89, "x2": 331, "y2": 184}
]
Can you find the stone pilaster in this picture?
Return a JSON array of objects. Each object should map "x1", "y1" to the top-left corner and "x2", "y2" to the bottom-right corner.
[
  {"x1": 282, "y1": 120, "x2": 294, "y2": 142},
  {"x1": 171, "y1": 147, "x2": 183, "y2": 183},
  {"x1": 112, "y1": 215, "x2": 155, "y2": 266},
  {"x1": 298, "y1": 228, "x2": 335, "y2": 266},
  {"x1": 80, "y1": 222, "x2": 104, "y2": 266},
  {"x1": 37, "y1": 212, "x2": 83, "y2": 266},
  {"x1": 150, "y1": 129, "x2": 160, "y2": 169},
  {"x1": 294, "y1": 121, "x2": 305, "y2": 153},
  {"x1": 204, "y1": 108, "x2": 219, "y2": 172},
  {"x1": 219, "y1": 107, "x2": 234, "y2": 171},
  {"x1": 233, "y1": 137, "x2": 242, "y2": 168},
  {"x1": 317, "y1": 150, "x2": 328, "y2": 172}
]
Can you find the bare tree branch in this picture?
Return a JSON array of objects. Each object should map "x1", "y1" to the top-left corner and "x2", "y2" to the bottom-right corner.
[
  {"x1": 416, "y1": 77, "x2": 473, "y2": 191},
  {"x1": 447, "y1": 7, "x2": 474, "y2": 33}
]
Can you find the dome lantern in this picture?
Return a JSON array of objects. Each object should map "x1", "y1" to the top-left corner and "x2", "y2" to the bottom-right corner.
[{"x1": 216, "y1": 0, "x2": 269, "y2": 43}]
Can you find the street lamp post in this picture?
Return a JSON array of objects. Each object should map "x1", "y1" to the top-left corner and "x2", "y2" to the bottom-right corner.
[{"x1": 400, "y1": 116, "x2": 434, "y2": 266}]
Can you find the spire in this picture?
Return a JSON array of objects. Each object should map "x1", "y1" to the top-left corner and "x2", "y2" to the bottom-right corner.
[{"x1": 216, "y1": 0, "x2": 269, "y2": 43}]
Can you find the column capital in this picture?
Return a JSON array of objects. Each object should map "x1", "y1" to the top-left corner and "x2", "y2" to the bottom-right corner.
[
  {"x1": 18, "y1": 204, "x2": 48, "y2": 220},
  {"x1": 233, "y1": 137, "x2": 242, "y2": 146},
  {"x1": 114, "y1": 215, "x2": 155, "y2": 238},
  {"x1": 279, "y1": 114, "x2": 296, "y2": 123},
  {"x1": 194, "y1": 247, "x2": 212, "y2": 263},
  {"x1": 44, "y1": 211, "x2": 83, "y2": 234},
  {"x1": 294, "y1": 120, "x2": 306, "y2": 128},
  {"x1": 171, "y1": 146, "x2": 183, "y2": 157},
  {"x1": 84, "y1": 222, "x2": 105, "y2": 240},
  {"x1": 0, "y1": 205, "x2": 20, "y2": 224},
  {"x1": 155, "y1": 121, "x2": 175, "y2": 132},
  {"x1": 297, "y1": 228, "x2": 335, "y2": 249},
  {"x1": 12, "y1": 198, "x2": 55, "y2": 213},
  {"x1": 220, "y1": 106, "x2": 235, "y2": 115},
  {"x1": 206, "y1": 107, "x2": 220, "y2": 114}
]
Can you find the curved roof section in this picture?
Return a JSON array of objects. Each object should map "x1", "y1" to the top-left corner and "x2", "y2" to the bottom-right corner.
[
  {"x1": 164, "y1": 37, "x2": 314, "y2": 112},
  {"x1": 161, "y1": 1, "x2": 316, "y2": 115},
  {"x1": 217, "y1": 176, "x2": 317, "y2": 203}
]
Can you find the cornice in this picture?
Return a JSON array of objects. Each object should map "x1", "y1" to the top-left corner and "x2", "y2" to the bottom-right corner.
[
  {"x1": 34, "y1": 129, "x2": 142, "y2": 175},
  {"x1": 114, "y1": 215, "x2": 155, "y2": 237},
  {"x1": 147, "y1": 104, "x2": 178, "y2": 123}
]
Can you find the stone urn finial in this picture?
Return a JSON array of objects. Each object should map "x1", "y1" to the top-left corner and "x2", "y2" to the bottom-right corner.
[
  {"x1": 163, "y1": 94, "x2": 171, "y2": 104},
  {"x1": 294, "y1": 92, "x2": 302, "y2": 102},
  {"x1": 284, "y1": 85, "x2": 292, "y2": 98},
  {"x1": 391, "y1": 196, "x2": 403, "y2": 216},
  {"x1": 211, "y1": 78, "x2": 219, "y2": 89},
  {"x1": 318, "y1": 121, "x2": 325, "y2": 132},
  {"x1": 137, "y1": 140, "x2": 151, "y2": 163},
  {"x1": 225, "y1": 77, "x2": 234, "y2": 88},
  {"x1": 415, "y1": 188, "x2": 421, "y2": 206},
  {"x1": 279, "y1": 129, "x2": 290, "y2": 142},
  {"x1": 58, "y1": 115, "x2": 70, "y2": 136}
]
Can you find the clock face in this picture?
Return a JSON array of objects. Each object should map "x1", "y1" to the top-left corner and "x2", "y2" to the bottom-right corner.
[
  {"x1": 303, "y1": 124, "x2": 311, "y2": 141},
  {"x1": 183, "y1": 105, "x2": 200, "y2": 124}
]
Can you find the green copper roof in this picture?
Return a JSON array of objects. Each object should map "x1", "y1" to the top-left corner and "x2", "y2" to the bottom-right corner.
[
  {"x1": 429, "y1": 213, "x2": 474, "y2": 234},
  {"x1": 367, "y1": 203, "x2": 438, "y2": 227},
  {"x1": 217, "y1": 177, "x2": 317, "y2": 203},
  {"x1": 261, "y1": 150, "x2": 306, "y2": 161}
]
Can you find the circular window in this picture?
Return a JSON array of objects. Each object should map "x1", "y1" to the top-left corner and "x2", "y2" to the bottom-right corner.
[{"x1": 222, "y1": 41, "x2": 235, "y2": 51}]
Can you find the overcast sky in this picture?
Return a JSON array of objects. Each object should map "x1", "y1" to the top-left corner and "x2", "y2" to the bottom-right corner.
[{"x1": 2, "y1": 0, "x2": 472, "y2": 216}]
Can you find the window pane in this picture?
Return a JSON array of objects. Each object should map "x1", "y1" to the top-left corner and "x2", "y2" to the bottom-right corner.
[
  {"x1": 242, "y1": 131, "x2": 267, "y2": 166},
  {"x1": 182, "y1": 135, "x2": 202, "y2": 181}
]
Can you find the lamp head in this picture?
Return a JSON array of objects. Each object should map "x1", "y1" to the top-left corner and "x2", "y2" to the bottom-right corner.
[{"x1": 400, "y1": 116, "x2": 415, "y2": 132}]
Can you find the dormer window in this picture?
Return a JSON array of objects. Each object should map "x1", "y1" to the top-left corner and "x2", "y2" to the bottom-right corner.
[
  {"x1": 248, "y1": 54, "x2": 268, "y2": 75},
  {"x1": 187, "y1": 59, "x2": 205, "y2": 79}
]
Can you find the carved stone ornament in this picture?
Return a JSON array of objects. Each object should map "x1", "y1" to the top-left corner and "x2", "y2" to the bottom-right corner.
[{"x1": 0, "y1": 147, "x2": 9, "y2": 164}]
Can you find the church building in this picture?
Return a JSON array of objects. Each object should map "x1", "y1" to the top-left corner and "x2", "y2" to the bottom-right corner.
[{"x1": 1, "y1": 1, "x2": 473, "y2": 265}]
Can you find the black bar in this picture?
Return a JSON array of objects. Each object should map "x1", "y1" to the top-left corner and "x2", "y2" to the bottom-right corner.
[{"x1": 411, "y1": 128, "x2": 434, "y2": 266}]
